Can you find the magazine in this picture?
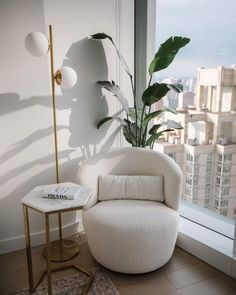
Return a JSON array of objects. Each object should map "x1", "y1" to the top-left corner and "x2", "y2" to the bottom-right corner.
[{"x1": 41, "y1": 185, "x2": 92, "y2": 200}]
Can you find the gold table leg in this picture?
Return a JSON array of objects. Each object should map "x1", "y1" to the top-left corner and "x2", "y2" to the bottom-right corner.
[
  {"x1": 73, "y1": 264, "x2": 94, "y2": 295},
  {"x1": 23, "y1": 205, "x2": 45, "y2": 294},
  {"x1": 45, "y1": 213, "x2": 52, "y2": 295},
  {"x1": 51, "y1": 264, "x2": 94, "y2": 295},
  {"x1": 23, "y1": 205, "x2": 34, "y2": 293},
  {"x1": 23, "y1": 206, "x2": 93, "y2": 294},
  {"x1": 58, "y1": 212, "x2": 63, "y2": 260}
]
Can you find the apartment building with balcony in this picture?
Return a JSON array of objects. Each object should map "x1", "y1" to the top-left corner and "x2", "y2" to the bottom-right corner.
[{"x1": 154, "y1": 66, "x2": 236, "y2": 217}]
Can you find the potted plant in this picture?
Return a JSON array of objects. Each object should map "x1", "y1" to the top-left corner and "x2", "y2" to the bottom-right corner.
[{"x1": 91, "y1": 33, "x2": 190, "y2": 149}]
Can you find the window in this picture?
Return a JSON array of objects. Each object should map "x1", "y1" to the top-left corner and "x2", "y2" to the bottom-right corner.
[
  {"x1": 206, "y1": 163, "x2": 212, "y2": 174},
  {"x1": 224, "y1": 154, "x2": 232, "y2": 162},
  {"x1": 222, "y1": 176, "x2": 230, "y2": 185},
  {"x1": 216, "y1": 177, "x2": 221, "y2": 185},
  {"x1": 206, "y1": 176, "x2": 211, "y2": 185},
  {"x1": 186, "y1": 165, "x2": 192, "y2": 173},
  {"x1": 154, "y1": 0, "x2": 236, "y2": 243},
  {"x1": 205, "y1": 185, "x2": 211, "y2": 196},
  {"x1": 192, "y1": 188, "x2": 198, "y2": 197},
  {"x1": 221, "y1": 200, "x2": 228, "y2": 207},
  {"x1": 194, "y1": 155, "x2": 199, "y2": 163},
  {"x1": 222, "y1": 187, "x2": 229, "y2": 196},
  {"x1": 223, "y1": 164, "x2": 231, "y2": 174},
  {"x1": 221, "y1": 210, "x2": 227, "y2": 216},
  {"x1": 185, "y1": 177, "x2": 192, "y2": 186},
  {"x1": 194, "y1": 165, "x2": 199, "y2": 175},
  {"x1": 186, "y1": 154, "x2": 193, "y2": 162},
  {"x1": 214, "y1": 200, "x2": 219, "y2": 207},
  {"x1": 207, "y1": 153, "x2": 213, "y2": 162},
  {"x1": 167, "y1": 153, "x2": 176, "y2": 161},
  {"x1": 193, "y1": 177, "x2": 198, "y2": 186}
]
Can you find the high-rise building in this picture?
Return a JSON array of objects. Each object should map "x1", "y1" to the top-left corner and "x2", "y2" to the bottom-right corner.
[
  {"x1": 178, "y1": 91, "x2": 195, "y2": 109},
  {"x1": 154, "y1": 66, "x2": 236, "y2": 217}
]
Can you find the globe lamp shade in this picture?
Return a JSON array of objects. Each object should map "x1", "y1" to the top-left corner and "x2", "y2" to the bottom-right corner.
[
  {"x1": 25, "y1": 32, "x2": 49, "y2": 57},
  {"x1": 55, "y1": 66, "x2": 77, "y2": 89}
]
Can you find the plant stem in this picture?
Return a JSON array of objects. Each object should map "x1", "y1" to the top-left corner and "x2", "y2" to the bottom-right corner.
[
  {"x1": 140, "y1": 74, "x2": 153, "y2": 147},
  {"x1": 139, "y1": 104, "x2": 146, "y2": 146},
  {"x1": 148, "y1": 75, "x2": 152, "y2": 88},
  {"x1": 151, "y1": 140, "x2": 155, "y2": 150},
  {"x1": 142, "y1": 105, "x2": 152, "y2": 147},
  {"x1": 130, "y1": 75, "x2": 138, "y2": 146}
]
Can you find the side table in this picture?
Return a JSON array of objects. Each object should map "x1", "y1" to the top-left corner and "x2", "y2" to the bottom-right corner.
[{"x1": 21, "y1": 182, "x2": 93, "y2": 295}]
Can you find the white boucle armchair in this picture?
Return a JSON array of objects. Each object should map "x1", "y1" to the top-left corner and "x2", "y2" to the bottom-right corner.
[{"x1": 77, "y1": 147, "x2": 183, "y2": 274}]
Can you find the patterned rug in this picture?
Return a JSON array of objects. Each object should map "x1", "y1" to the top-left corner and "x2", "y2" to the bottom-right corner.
[{"x1": 10, "y1": 267, "x2": 119, "y2": 295}]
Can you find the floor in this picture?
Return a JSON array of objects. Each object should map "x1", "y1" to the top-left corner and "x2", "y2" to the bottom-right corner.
[{"x1": 1, "y1": 235, "x2": 236, "y2": 295}]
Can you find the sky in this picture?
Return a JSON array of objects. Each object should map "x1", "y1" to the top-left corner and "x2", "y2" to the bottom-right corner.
[{"x1": 155, "y1": 0, "x2": 236, "y2": 78}]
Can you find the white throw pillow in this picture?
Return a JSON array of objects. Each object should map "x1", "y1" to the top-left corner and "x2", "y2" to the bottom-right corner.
[{"x1": 98, "y1": 175, "x2": 164, "y2": 202}]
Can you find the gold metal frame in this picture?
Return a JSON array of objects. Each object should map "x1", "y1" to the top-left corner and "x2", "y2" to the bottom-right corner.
[
  {"x1": 48, "y1": 24, "x2": 59, "y2": 184},
  {"x1": 48, "y1": 25, "x2": 81, "y2": 263},
  {"x1": 23, "y1": 204, "x2": 94, "y2": 295},
  {"x1": 24, "y1": 26, "x2": 87, "y2": 294}
]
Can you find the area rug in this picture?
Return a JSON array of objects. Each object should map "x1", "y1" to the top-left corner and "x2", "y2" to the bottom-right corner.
[{"x1": 10, "y1": 267, "x2": 119, "y2": 295}]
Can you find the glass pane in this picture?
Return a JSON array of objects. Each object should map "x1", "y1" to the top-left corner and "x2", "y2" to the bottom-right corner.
[{"x1": 154, "y1": 0, "x2": 236, "y2": 238}]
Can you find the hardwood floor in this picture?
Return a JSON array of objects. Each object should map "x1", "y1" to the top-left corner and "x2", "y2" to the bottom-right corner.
[{"x1": 1, "y1": 235, "x2": 235, "y2": 295}]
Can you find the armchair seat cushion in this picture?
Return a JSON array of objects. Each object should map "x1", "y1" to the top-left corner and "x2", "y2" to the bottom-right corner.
[{"x1": 83, "y1": 199, "x2": 179, "y2": 273}]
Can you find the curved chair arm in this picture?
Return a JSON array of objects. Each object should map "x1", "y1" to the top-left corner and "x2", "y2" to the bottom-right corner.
[
  {"x1": 77, "y1": 147, "x2": 183, "y2": 211},
  {"x1": 77, "y1": 164, "x2": 98, "y2": 210},
  {"x1": 157, "y1": 153, "x2": 183, "y2": 211}
]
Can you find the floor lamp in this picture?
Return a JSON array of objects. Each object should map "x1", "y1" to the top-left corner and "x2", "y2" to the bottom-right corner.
[{"x1": 25, "y1": 25, "x2": 78, "y2": 262}]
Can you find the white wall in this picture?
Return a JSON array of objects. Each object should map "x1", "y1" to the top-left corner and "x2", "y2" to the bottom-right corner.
[{"x1": 0, "y1": 0, "x2": 134, "y2": 253}]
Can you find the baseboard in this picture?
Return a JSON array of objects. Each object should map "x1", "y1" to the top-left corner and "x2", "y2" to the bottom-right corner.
[{"x1": 0, "y1": 218, "x2": 82, "y2": 254}]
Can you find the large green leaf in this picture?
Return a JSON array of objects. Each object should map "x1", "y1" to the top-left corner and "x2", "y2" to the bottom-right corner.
[
  {"x1": 122, "y1": 125, "x2": 134, "y2": 145},
  {"x1": 166, "y1": 119, "x2": 183, "y2": 129},
  {"x1": 91, "y1": 33, "x2": 132, "y2": 77},
  {"x1": 167, "y1": 83, "x2": 183, "y2": 93},
  {"x1": 122, "y1": 119, "x2": 141, "y2": 146},
  {"x1": 148, "y1": 119, "x2": 182, "y2": 135},
  {"x1": 127, "y1": 107, "x2": 144, "y2": 127},
  {"x1": 149, "y1": 36, "x2": 190, "y2": 74},
  {"x1": 146, "y1": 129, "x2": 173, "y2": 146},
  {"x1": 149, "y1": 123, "x2": 163, "y2": 134},
  {"x1": 143, "y1": 107, "x2": 177, "y2": 127},
  {"x1": 97, "y1": 116, "x2": 113, "y2": 129},
  {"x1": 97, "y1": 109, "x2": 125, "y2": 129},
  {"x1": 97, "y1": 80, "x2": 129, "y2": 112},
  {"x1": 142, "y1": 83, "x2": 170, "y2": 106},
  {"x1": 90, "y1": 33, "x2": 113, "y2": 43}
]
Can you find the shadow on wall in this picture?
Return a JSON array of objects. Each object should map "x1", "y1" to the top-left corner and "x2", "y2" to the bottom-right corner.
[
  {"x1": 0, "y1": 38, "x2": 121, "y2": 244},
  {"x1": 0, "y1": 91, "x2": 73, "y2": 173},
  {"x1": 0, "y1": 158, "x2": 81, "y2": 242},
  {"x1": 0, "y1": 39, "x2": 118, "y2": 179},
  {"x1": 60, "y1": 38, "x2": 120, "y2": 159},
  {"x1": 0, "y1": 91, "x2": 76, "y2": 242},
  {"x1": 0, "y1": 93, "x2": 52, "y2": 115}
]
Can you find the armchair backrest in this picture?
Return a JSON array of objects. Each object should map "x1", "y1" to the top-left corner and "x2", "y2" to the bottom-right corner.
[{"x1": 77, "y1": 147, "x2": 183, "y2": 211}]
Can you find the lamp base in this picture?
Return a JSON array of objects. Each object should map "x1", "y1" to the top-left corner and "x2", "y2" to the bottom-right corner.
[{"x1": 43, "y1": 239, "x2": 80, "y2": 262}]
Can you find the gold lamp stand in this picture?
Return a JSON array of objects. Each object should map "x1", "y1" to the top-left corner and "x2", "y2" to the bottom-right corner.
[
  {"x1": 44, "y1": 25, "x2": 80, "y2": 262},
  {"x1": 25, "y1": 26, "x2": 93, "y2": 295}
]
